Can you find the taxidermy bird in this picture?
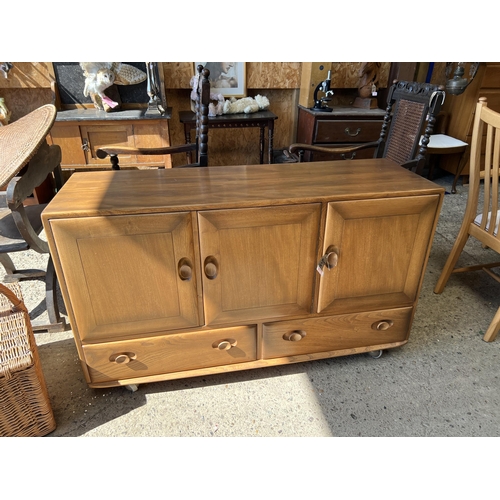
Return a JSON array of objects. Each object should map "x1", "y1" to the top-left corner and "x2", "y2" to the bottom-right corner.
[{"x1": 80, "y1": 62, "x2": 147, "y2": 111}]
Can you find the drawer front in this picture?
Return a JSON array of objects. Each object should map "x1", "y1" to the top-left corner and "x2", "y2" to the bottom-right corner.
[
  {"x1": 310, "y1": 144, "x2": 377, "y2": 162},
  {"x1": 263, "y1": 307, "x2": 412, "y2": 359},
  {"x1": 83, "y1": 326, "x2": 257, "y2": 384},
  {"x1": 315, "y1": 120, "x2": 382, "y2": 144}
]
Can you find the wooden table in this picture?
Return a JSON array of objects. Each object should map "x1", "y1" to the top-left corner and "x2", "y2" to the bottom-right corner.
[{"x1": 179, "y1": 110, "x2": 278, "y2": 164}]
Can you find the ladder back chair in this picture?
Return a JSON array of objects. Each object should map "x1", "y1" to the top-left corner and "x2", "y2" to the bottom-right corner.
[
  {"x1": 0, "y1": 104, "x2": 67, "y2": 332},
  {"x1": 97, "y1": 65, "x2": 210, "y2": 169},
  {"x1": 434, "y1": 97, "x2": 500, "y2": 342},
  {"x1": 287, "y1": 80, "x2": 445, "y2": 174}
]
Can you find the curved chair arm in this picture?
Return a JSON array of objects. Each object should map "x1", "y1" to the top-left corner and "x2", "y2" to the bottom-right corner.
[
  {"x1": 6, "y1": 176, "x2": 49, "y2": 254},
  {"x1": 96, "y1": 144, "x2": 198, "y2": 170},
  {"x1": 288, "y1": 140, "x2": 380, "y2": 163},
  {"x1": 96, "y1": 143, "x2": 197, "y2": 159}
]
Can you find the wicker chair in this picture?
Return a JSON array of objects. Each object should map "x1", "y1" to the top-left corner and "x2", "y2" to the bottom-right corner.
[
  {"x1": 97, "y1": 65, "x2": 211, "y2": 169},
  {"x1": 0, "y1": 104, "x2": 67, "y2": 333},
  {"x1": 286, "y1": 80, "x2": 445, "y2": 175},
  {"x1": 434, "y1": 97, "x2": 500, "y2": 342}
]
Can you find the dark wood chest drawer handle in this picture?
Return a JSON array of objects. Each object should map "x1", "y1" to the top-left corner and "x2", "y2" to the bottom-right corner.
[
  {"x1": 344, "y1": 127, "x2": 361, "y2": 137},
  {"x1": 372, "y1": 320, "x2": 394, "y2": 331},
  {"x1": 341, "y1": 152, "x2": 356, "y2": 160},
  {"x1": 213, "y1": 339, "x2": 237, "y2": 350},
  {"x1": 110, "y1": 352, "x2": 137, "y2": 364},
  {"x1": 283, "y1": 330, "x2": 307, "y2": 342}
]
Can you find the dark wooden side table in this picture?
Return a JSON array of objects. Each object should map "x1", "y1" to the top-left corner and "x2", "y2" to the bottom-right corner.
[
  {"x1": 179, "y1": 110, "x2": 278, "y2": 164},
  {"x1": 296, "y1": 105, "x2": 386, "y2": 162}
]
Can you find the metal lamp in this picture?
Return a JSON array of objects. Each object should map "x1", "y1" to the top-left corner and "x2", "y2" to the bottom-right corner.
[{"x1": 445, "y1": 62, "x2": 480, "y2": 95}]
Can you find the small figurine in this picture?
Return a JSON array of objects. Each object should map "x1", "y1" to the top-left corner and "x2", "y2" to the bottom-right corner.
[
  {"x1": 80, "y1": 63, "x2": 147, "y2": 112},
  {"x1": 353, "y1": 62, "x2": 381, "y2": 109}
]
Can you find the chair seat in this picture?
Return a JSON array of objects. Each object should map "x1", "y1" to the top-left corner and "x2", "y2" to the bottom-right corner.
[
  {"x1": 421, "y1": 134, "x2": 468, "y2": 151},
  {"x1": 0, "y1": 204, "x2": 46, "y2": 252}
]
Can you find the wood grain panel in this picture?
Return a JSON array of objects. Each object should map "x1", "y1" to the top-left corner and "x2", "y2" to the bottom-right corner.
[
  {"x1": 49, "y1": 212, "x2": 201, "y2": 341},
  {"x1": 247, "y1": 62, "x2": 301, "y2": 89},
  {"x1": 317, "y1": 195, "x2": 441, "y2": 314},
  {"x1": 198, "y1": 204, "x2": 321, "y2": 325},
  {"x1": 84, "y1": 325, "x2": 257, "y2": 383},
  {"x1": 263, "y1": 307, "x2": 412, "y2": 359},
  {"x1": 0, "y1": 62, "x2": 54, "y2": 89}
]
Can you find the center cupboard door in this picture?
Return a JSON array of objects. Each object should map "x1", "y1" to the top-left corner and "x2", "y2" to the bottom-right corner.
[
  {"x1": 49, "y1": 212, "x2": 201, "y2": 342},
  {"x1": 317, "y1": 195, "x2": 440, "y2": 315},
  {"x1": 198, "y1": 204, "x2": 321, "y2": 325}
]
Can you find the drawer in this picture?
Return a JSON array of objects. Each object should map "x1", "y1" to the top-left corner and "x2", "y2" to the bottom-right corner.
[
  {"x1": 310, "y1": 144, "x2": 377, "y2": 162},
  {"x1": 263, "y1": 307, "x2": 412, "y2": 359},
  {"x1": 315, "y1": 120, "x2": 382, "y2": 143},
  {"x1": 83, "y1": 326, "x2": 257, "y2": 384}
]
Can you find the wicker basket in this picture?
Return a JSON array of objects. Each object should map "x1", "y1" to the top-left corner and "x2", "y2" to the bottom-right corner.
[{"x1": 0, "y1": 282, "x2": 56, "y2": 437}]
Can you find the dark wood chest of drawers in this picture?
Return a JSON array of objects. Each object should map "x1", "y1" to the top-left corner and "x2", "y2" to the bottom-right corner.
[{"x1": 296, "y1": 105, "x2": 386, "y2": 162}]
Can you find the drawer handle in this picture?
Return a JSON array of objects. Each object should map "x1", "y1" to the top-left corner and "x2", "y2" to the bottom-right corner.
[
  {"x1": 213, "y1": 339, "x2": 237, "y2": 350},
  {"x1": 341, "y1": 152, "x2": 356, "y2": 160},
  {"x1": 372, "y1": 320, "x2": 394, "y2": 331},
  {"x1": 110, "y1": 352, "x2": 137, "y2": 364},
  {"x1": 317, "y1": 246, "x2": 339, "y2": 272},
  {"x1": 178, "y1": 258, "x2": 193, "y2": 281},
  {"x1": 204, "y1": 256, "x2": 218, "y2": 280},
  {"x1": 283, "y1": 330, "x2": 307, "y2": 342},
  {"x1": 344, "y1": 127, "x2": 361, "y2": 137}
]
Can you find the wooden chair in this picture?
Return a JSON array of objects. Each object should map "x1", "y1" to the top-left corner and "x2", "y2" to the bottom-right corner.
[
  {"x1": 286, "y1": 80, "x2": 445, "y2": 175},
  {"x1": 434, "y1": 97, "x2": 500, "y2": 342},
  {"x1": 96, "y1": 65, "x2": 210, "y2": 169},
  {"x1": 0, "y1": 104, "x2": 67, "y2": 332}
]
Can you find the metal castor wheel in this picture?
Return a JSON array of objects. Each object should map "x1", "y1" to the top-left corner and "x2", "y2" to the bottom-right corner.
[
  {"x1": 368, "y1": 350, "x2": 383, "y2": 359},
  {"x1": 125, "y1": 384, "x2": 139, "y2": 392}
]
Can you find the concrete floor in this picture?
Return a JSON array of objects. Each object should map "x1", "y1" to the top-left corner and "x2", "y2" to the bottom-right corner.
[{"x1": 8, "y1": 170, "x2": 500, "y2": 438}]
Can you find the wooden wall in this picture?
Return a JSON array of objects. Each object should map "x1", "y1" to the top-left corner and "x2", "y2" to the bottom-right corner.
[
  {"x1": 162, "y1": 62, "x2": 399, "y2": 166},
  {"x1": 0, "y1": 62, "x2": 56, "y2": 121},
  {"x1": 1, "y1": 62, "x2": 448, "y2": 168}
]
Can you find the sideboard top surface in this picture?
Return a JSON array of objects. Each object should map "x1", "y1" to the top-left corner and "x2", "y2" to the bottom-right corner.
[{"x1": 42, "y1": 159, "x2": 444, "y2": 219}]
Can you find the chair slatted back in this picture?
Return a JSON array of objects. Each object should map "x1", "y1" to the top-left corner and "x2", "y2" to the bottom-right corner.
[{"x1": 470, "y1": 97, "x2": 500, "y2": 251}]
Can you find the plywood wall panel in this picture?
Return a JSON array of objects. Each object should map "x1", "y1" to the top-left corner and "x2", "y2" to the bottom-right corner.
[
  {"x1": 0, "y1": 62, "x2": 55, "y2": 89},
  {"x1": 246, "y1": 62, "x2": 301, "y2": 89}
]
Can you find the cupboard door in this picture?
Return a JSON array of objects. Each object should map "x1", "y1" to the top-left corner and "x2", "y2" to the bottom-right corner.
[
  {"x1": 317, "y1": 195, "x2": 440, "y2": 314},
  {"x1": 50, "y1": 212, "x2": 201, "y2": 341},
  {"x1": 80, "y1": 124, "x2": 135, "y2": 165},
  {"x1": 198, "y1": 204, "x2": 321, "y2": 325}
]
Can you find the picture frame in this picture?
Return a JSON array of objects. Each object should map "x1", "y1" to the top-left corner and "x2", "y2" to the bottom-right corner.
[{"x1": 195, "y1": 62, "x2": 246, "y2": 98}]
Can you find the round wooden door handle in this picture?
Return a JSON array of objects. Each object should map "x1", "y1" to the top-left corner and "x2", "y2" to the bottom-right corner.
[
  {"x1": 283, "y1": 330, "x2": 307, "y2": 342},
  {"x1": 179, "y1": 264, "x2": 192, "y2": 281},
  {"x1": 110, "y1": 352, "x2": 137, "y2": 364},
  {"x1": 204, "y1": 257, "x2": 218, "y2": 279},
  {"x1": 326, "y1": 249, "x2": 339, "y2": 269},
  {"x1": 372, "y1": 320, "x2": 394, "y2": 331},
  {"x1": 212, "y1": 339, "x2": 237, "y2": 350}
]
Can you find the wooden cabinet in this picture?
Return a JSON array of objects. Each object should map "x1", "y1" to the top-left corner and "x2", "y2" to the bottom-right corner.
[
  {"x1": 48, "y1": 108, "x2": 173, "y2": 170},
  {"x1": 296, "y1": 105, "x2": 386, "y2": 162},
  {"x1": 42, "y1": 160, "x2": 444, "y2": 389}
]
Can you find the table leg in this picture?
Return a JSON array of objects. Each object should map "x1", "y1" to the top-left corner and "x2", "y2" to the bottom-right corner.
[
  {"x1": 184, "y1": 124, "x2": 193, "y2": 164},
  {"x1": 259, "y1": 126, "x2": 265, "y2": 164},
  {"x1": 268, "y1": 121, "x2": 274, "y2": 164}
]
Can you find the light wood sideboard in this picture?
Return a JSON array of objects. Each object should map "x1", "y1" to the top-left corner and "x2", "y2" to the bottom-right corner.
[{"x1": 41, "y1": 160, "x2": 444, "y2": 389}]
